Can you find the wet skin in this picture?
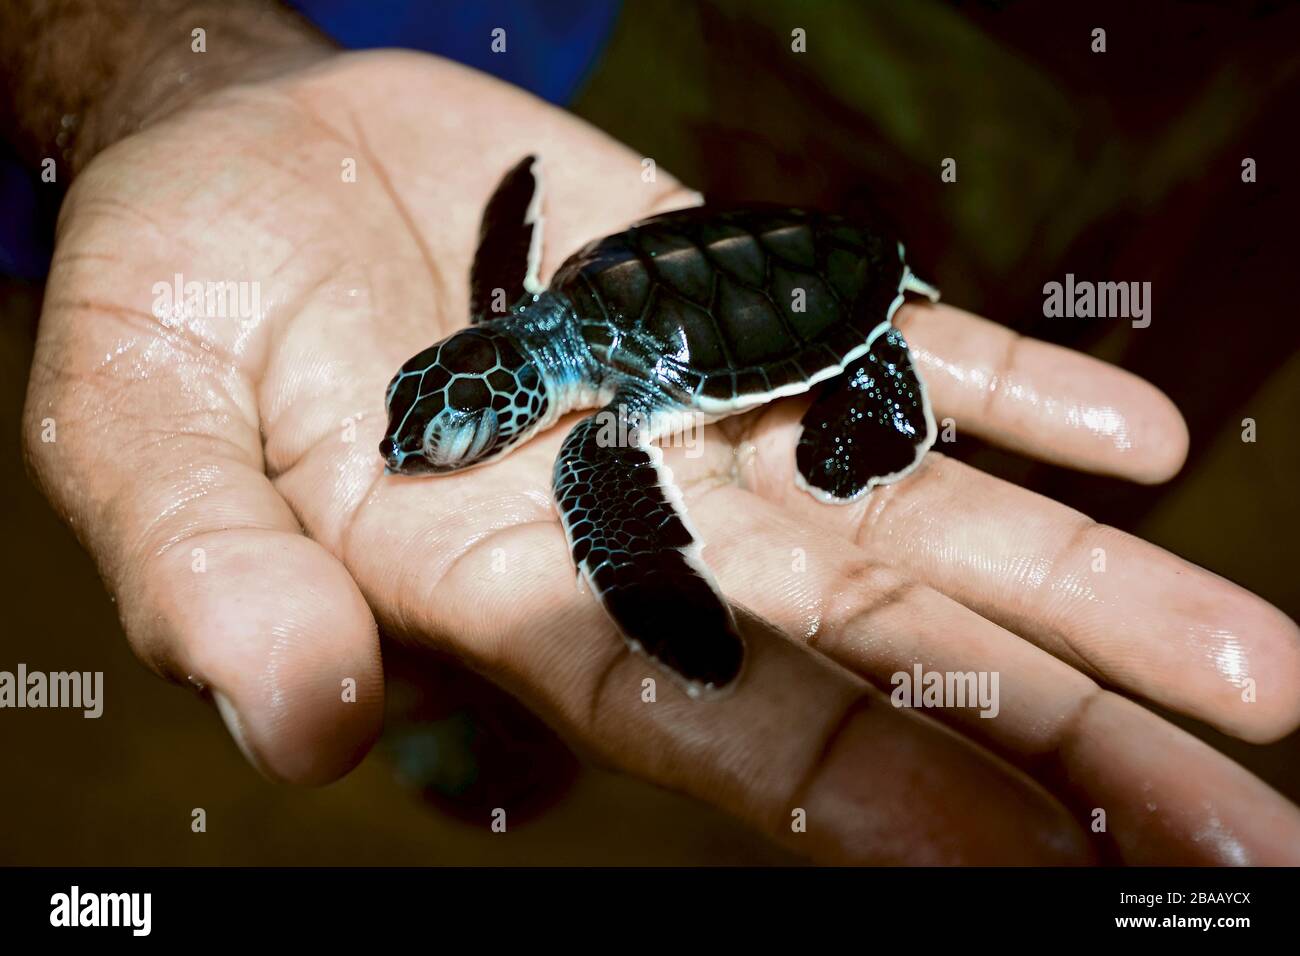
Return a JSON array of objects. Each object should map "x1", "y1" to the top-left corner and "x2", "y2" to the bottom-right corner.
[{"x1": 24, "y1": 51, "x2": 1300, "y2": 863}]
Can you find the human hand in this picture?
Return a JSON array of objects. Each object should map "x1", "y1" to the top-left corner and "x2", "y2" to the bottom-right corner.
[{"x1": 24, "y1": 49, "x2": 1300, "y2": 864}]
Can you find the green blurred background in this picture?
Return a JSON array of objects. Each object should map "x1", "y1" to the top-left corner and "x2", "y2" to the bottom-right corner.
[{"x1": 1, "y1": 0, "x2": 1297, "y2": 864}]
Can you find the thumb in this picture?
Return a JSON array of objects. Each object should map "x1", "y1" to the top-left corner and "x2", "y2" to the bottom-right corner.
[{"x1": 25, "y1": 310, "x2": 383, "y2": 785}]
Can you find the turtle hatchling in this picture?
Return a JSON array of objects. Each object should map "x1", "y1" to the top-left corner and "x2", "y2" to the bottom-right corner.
[{"x1": 381, "y1": 156, "x2": 939, "y2": 694}]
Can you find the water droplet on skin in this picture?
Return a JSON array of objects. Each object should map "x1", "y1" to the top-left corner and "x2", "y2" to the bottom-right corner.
[{"x1": 731, "y1": 440, "x2": 758, "y2": 486}]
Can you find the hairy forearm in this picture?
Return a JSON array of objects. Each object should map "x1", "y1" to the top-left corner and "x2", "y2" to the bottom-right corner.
[{"x1": 0, "y1": 0, "x2": 332, "y2": 176}]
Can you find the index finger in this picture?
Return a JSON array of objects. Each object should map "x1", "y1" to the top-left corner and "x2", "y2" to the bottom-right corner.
[{"x1": 897, "y1": 302, "x2": 1189, "y2": 484}]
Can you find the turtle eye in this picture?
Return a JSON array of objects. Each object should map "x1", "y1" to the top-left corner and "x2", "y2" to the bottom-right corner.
[{"x1": 423, "y1": 406, "x2": 500, "y2": 468}]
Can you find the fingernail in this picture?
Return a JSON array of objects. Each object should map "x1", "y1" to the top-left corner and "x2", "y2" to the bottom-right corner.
[{"x1": 214, "y1": 690, "x2": 282, "y2": 783}]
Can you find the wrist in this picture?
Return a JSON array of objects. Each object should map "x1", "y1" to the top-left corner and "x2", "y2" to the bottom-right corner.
[{"x1": 0, "y1": 0, "x2": 334, "y2": 177}]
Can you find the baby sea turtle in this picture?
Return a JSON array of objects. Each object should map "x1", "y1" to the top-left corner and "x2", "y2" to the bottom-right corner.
[{"x1": 381, "y1": 156, "x2": 939, "y2": 694}]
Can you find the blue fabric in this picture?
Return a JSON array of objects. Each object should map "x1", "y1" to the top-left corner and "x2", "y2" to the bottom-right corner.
[
  {"x1": 289, "y1": 0, "x2": 620, "y2": 106},
  {"x1": 0, "y1": 0, "x2": 622, "y2": 279},
  {"x1": 0, "y1": 145, "x2": 53, "y2": 278}
]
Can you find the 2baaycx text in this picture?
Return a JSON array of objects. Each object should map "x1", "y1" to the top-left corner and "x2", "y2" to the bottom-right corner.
[{"x1": 1119, "y1": 891, "x2": 1251, "y2": 907}]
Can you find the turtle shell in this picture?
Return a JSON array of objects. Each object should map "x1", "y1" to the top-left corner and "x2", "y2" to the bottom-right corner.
[{"x1": 550, "y1": 206, "x2": 906, "y2": 409}]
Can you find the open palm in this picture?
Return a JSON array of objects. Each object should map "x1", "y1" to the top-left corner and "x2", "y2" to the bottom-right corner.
[{"x1": 27, "y1": 50, "x2": 1300, "y2": 864}]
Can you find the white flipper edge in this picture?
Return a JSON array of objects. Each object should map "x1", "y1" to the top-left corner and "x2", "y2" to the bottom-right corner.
[{"x1": 522, "y1": 157, "x2": 546, "y2": 295}]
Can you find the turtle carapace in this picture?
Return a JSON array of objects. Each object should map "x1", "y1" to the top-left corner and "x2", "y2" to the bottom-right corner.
[{"x1": 381, "y1": 156, "x2": 939, "y2": 695}]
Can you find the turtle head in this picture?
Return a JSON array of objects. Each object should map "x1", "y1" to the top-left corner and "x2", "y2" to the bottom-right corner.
[{"x1": 380, "y1": 326, "x2": 549, "y2": 475}]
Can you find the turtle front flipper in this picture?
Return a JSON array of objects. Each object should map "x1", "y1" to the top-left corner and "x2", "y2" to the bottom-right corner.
[
  {"x1": 470, "y1": 154, "x2": 545, "y2": 322},
  {"x1": 796, "y1": 325, "x2": 937, "y2": 503},
  {"x1": 553, "y1": 400, "x2": 744, "y2": 693}
]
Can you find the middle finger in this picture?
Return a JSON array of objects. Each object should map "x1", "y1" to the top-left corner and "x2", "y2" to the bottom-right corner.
[
  {"x1": 682, "y1": 479, "x2": 1300, "y2": 864},
  {"x1": 740, "y1": 401, "x2": 1300, "y2": 743}
]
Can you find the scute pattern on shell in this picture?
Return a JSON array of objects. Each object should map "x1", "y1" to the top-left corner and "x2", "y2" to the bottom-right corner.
[{"x1": 551, "y1": 206, "x2": 905, "y2": 404}]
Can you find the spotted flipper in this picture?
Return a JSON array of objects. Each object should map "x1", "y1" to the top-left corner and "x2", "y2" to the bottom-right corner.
[
  {"x1": 796, "y1": 325, "x2": 936, "y2": 503},
  {"x1": 469, "y1": 154, "x2": 545, "y2": 322},
  {"x1": 553, "y1": 399, "x2": 744, "y2": 692}
]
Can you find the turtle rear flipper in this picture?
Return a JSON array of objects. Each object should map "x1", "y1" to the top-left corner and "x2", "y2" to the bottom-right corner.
[
  {"x1": 470, "y1": 155, "x2": 545, "y2": 321},
  {"x1": 553, "y1": 399, "x2": 744, "y2": 692},
  {"x1": 796, "y1": 325, "x2": 936, "y2": 503}
]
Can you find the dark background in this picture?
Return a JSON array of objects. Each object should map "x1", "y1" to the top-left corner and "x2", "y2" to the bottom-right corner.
[{"x1": 1, "y1": 0, "x2": 1296, "y2": 864}]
